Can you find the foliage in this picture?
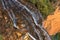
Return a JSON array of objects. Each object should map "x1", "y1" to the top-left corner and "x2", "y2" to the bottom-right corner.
[
  {"x1": 0, "y1": 35, "x2": 3, "y2": 40},
  {"x1": 29, "y1": 0, "x2": 54, "y2": 19},
  {"x1": 52, "y1": 32, "x2": 60, "y2": 40}
]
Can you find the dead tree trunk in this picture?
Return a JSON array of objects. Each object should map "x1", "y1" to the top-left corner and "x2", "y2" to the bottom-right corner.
[{"x1": 0, "y1": 0, "x2": 51, "y2": 40}]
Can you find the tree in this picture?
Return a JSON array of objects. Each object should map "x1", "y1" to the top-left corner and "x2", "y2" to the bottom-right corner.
[{"x1": 0, "y1": 0, "x2": 51, "y2": 40}]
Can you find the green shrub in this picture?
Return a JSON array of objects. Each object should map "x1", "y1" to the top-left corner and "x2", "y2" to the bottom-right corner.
[
  {"x1": 0, "y1": 35, "x2": 3, "y2": 40},
  {"x1": 29, "y1": 0, "x2": 54, "y2": 19},
  {"x1": 51, "y1": 32, "x2": 60, "y2": 40}
]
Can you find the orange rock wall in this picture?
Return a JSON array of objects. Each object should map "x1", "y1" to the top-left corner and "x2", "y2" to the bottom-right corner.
[{"x1": 43, "y1": 7, "x2": 60, "y2": 35}]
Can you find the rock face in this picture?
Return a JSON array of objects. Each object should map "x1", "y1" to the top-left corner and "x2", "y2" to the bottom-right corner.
[{"x1": 43, "y1": 7, "x2": 60, "y2": 35}]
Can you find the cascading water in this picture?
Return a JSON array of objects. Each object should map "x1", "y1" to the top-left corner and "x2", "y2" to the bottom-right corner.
[{"x1": 0, "y1": 0, "x2": 51, "y2": 40}]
